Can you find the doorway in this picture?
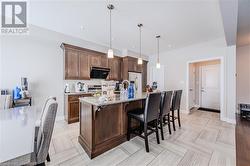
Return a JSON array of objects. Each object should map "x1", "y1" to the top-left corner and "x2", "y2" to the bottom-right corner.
[{"x1": 188, "y1": 59, "x2": 221, "y2": 113}]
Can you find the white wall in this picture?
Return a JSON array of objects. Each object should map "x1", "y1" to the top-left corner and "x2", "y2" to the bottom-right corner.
[
  {"x1": 236, "y1": 45, "x2": 250, "y2": 106},
  {"x1": 0, "y1": 25, "x2": 133, "y2": 119},
  {"x1": 149, "y1": 38, "x2": 236, "y2": 123}
]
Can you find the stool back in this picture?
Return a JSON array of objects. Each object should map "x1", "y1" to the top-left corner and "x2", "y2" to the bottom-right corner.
[
  {"x1": 160, "y1": 91, "x2": 173, "y2": 117},
  {"x1": 144, "y1": 92, "x2": 161, "y2": 123},
  {"x1": 171, "y1": 90, "x2": 182, "y2": 110}
]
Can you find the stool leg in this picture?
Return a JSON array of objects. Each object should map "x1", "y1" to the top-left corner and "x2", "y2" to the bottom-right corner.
[
  {"x1": 127, "y1": 116, "x2": 131, "y2": 141},
  {"x1": 46, "y1": 153, "x2": 50, "y2": 162},
  {"x1": 144, "y1": 124, "x2": 149, "y2": 152},
  {"x1": 172, "y1": 110, "x2": 176, "y2": 131},
  {"x1": 177, "y1": 109, "x2": 181, "y2": 128},
  {"x1": 168, "y1": 114, "x2": 171, "y2": 135},
  {"x1": 155, "y1": 120, "x2": 160, "y2": 144},
  {"x1": 159, "y1": 117, "x2": 164, "y2": 140}
]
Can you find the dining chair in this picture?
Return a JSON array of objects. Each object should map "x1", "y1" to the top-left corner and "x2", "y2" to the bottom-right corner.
[
  {"x1": 127, "y1": 92, "x2": 162, "y2": 152},
  {"x1": 34, "y1": 97, "x2": 58, "y2": 165},
  {"x1": 0, "y1": 95, "x2": 12, "y2": 109},
  {"x1": 170, "y1": 90, "x2": 183, "y2": 131},
  {"x1": 35, "y1": 97, "x2": 57, "y2": 163},
  {"x1": 159, "y1": 91, "x2": 173, "y2": 140},
  {"x1": 1, "y1": 97, "x2": 58, "y2": 166}
]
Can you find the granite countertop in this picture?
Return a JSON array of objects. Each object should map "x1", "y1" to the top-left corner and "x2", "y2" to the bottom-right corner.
[{"x1": 79, "y1": 93, "x2": 148, "y2": 106}]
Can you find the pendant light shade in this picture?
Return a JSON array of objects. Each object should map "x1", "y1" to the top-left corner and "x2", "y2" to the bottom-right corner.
[
  {"x1": 107, "y1": 49, "x2": 114, "y2": 58},
  {"x1": 138, "y1": 58, "x2": 143, "y2": 65},
  {"x1": 156, "y1": 35, "x2": 161, "y2": 69},
  {"x1": 138, "y1": 24, "x2": 143, "y2": 64},
  {"x1": 107, "y1": 4, "x2": 114, "y2": 58}
]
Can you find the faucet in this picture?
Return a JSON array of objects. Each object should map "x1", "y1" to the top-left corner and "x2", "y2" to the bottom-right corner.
[{"x1": 122, "y1": 80, "x2": 129, "y2": 90}]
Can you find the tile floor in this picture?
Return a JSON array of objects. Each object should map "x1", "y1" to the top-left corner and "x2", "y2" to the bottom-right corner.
[{"x1": 47, "y1": 110, "x2": 235, "y2": 166}]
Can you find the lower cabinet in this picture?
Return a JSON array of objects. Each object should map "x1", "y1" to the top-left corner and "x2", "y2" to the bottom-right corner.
[
  {"x1": 68, "y1": 100, "x2": 80, "y2": 123},
  {"x1": 65, "y1": 94, "x2": 92, "y2": 124}
]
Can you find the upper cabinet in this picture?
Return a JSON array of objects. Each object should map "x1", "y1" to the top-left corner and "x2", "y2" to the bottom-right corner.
[
  {"x1": 128, "y1": 58, "x2": 142, "y2": 73},
  {"x1": 79, "y1": 51, "x2": 90, "y2": 80},
  {"x1": 108, "y1": 56, "x2": 122, "y2": 81},
  {"x1": 64, "y1": 48, "x2": 79, "y2": 79},
  {"x1": 89, "y1": 53, "x2": 108, "y2": 68},
  {"x1": 61, "y1": 43, "x2": 147, "y2": 83},
  {"x1": 62, "y1": 43, "x2": 90, "y2": 80}
]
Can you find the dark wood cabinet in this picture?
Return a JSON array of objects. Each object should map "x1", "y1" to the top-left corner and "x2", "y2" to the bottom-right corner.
[
  {"x1": 68, "y1": 100, "x2": 80, "y2": 123},
  {"x1": 79, "y1": 51, "x2": 90, "y2": 79},
  {"x1": 65, "y1": 48, "x2": 79, "y2": 79},
  {"x1": 62, "y1": 43, "x2": 90, "y2": 80},
  {"x1": 61, "y1": 43, "x2": 147, "y2": 85},
  {"x1": 89, "y1": 53, "x2": 108, "y2": 68},
  {"x1": 65, "y1": 93, "x2": 92, "y2": 124},
  {"x1": 128, "y1": 57, "x2": 142, "y2": 73},
  {"x1": 108, "y1": 57, "x2": 122, "y2": 81}
]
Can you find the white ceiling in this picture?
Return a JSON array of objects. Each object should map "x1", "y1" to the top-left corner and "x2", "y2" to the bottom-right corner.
[{"x1": 29, "y1": 0, "x2": 225, "y2": 55}]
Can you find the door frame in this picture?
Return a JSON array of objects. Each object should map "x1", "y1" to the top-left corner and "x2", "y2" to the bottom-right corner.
[{"x1": 186, "y1": 57, "x2": 224, "y2": 119}]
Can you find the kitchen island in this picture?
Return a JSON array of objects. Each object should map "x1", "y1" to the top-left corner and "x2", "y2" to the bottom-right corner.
[{"x1": 78, "y1": 93, "x2": 147, "y2": 158}]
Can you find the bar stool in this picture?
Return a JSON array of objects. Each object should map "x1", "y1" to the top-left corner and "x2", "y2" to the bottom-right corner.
[
  {"x1": 171, "y1": 90, "x2": 182, "y2": 131},
  {"x1": 159, "y1": 91, "x2": 173, "y2": 140},
  {"x1": 127, "y1": 92, "x2": 162, "y2": 152}
]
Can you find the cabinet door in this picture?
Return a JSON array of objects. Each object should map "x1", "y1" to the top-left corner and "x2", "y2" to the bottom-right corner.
[
  {"x1": 79, "y1": 51, "x2": 90, "y2": 79},
  {"x1": 108, "y1": 57, "x2": 121, "y2": 80},
  {"x1": 68, "y1": 100, "x2": 79, "y2": 123},
  {"x1": 89, "y1": 54, "x2": 101, "y2": 67},
  {"x1": 65, "y1": 49, "x2": 79, "y2": 79},
  {"x1": 128, "y1": 59, "x2": 136, "y2": 72},
  {"x1": 100, "y1": 55, "x2": 108, "y2": 68}
]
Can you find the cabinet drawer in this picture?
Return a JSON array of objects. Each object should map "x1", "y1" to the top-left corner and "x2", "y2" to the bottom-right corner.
[{"x1": 68, "y1": 95, "x2": 81, "y2": 101}]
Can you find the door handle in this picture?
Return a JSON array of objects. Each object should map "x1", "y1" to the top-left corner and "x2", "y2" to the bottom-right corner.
[
  {"x1": 189, "y1": 89, "x2": 193, "y2": 91},
  {"x1": 201, "y1": 89, "x2": 205, "y2": 92}
]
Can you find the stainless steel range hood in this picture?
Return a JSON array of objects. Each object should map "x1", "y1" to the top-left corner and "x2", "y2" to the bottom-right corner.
[{"x1": 90, "y1": 67, "x2": 110, "y2": 79}]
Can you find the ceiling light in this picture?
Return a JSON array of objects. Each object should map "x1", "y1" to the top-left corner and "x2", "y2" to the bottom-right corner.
[
  {"x1": 107, "y1": 4, "x2": 114, "y2": 59},
  {"x1": 138, "y1": 23, "x2": 143, "y2": 65},
  {"x1": 80, "y1": 25, "x2": 84, "y2": 30},
  {"x1": 156, "y1": 35, "x2": 161, "y2": 69}
]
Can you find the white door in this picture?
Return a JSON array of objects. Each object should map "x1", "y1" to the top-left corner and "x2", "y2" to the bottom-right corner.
[
  {"x1": 189, "y1": 64, "x2": 195, "y2": 109},
  {"x1": 201, "y1": 64, "x2": 220, "y2": 110}
]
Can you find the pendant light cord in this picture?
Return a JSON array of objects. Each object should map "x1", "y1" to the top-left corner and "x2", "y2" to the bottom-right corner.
[
  {"x1": 157, "y1": 37, "x2": 159, "y2": 62},
  {"x1": 139, "y1": 25, "x2": 142, "y2": 58},
  {"x1": 109, "y1": 8, "x2": 112, "y2": 49}
]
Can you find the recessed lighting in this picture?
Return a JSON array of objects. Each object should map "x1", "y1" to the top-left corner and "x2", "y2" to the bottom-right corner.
[{"x1": 80, "y1": 26, "x2": 84, "y2": 30}]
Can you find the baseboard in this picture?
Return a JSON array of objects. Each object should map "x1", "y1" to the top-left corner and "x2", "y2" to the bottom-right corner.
[{"x1": 198, "y1": 107, "x2": 220, "y2": 113}]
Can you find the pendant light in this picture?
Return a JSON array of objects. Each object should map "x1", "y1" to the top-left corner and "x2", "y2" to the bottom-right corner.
[
  {"x1": 107, "y1": 4, "x2": 114, "y2": 58},
  {"x1": 137, "y1": 24, "x2": 143, "y2": 65},
  {"x1": 156, "y1": 35, "x2": 161, "y2": 69}
]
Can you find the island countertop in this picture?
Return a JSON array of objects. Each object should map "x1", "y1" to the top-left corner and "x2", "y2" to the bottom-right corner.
[{"x1": 79, "y1": 92, "x2": 148, "y2": 106}]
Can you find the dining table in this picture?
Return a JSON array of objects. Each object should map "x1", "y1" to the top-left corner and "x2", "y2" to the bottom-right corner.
[{"x1": 0, "y1": 106, "x2": 40, "y2": 165}]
